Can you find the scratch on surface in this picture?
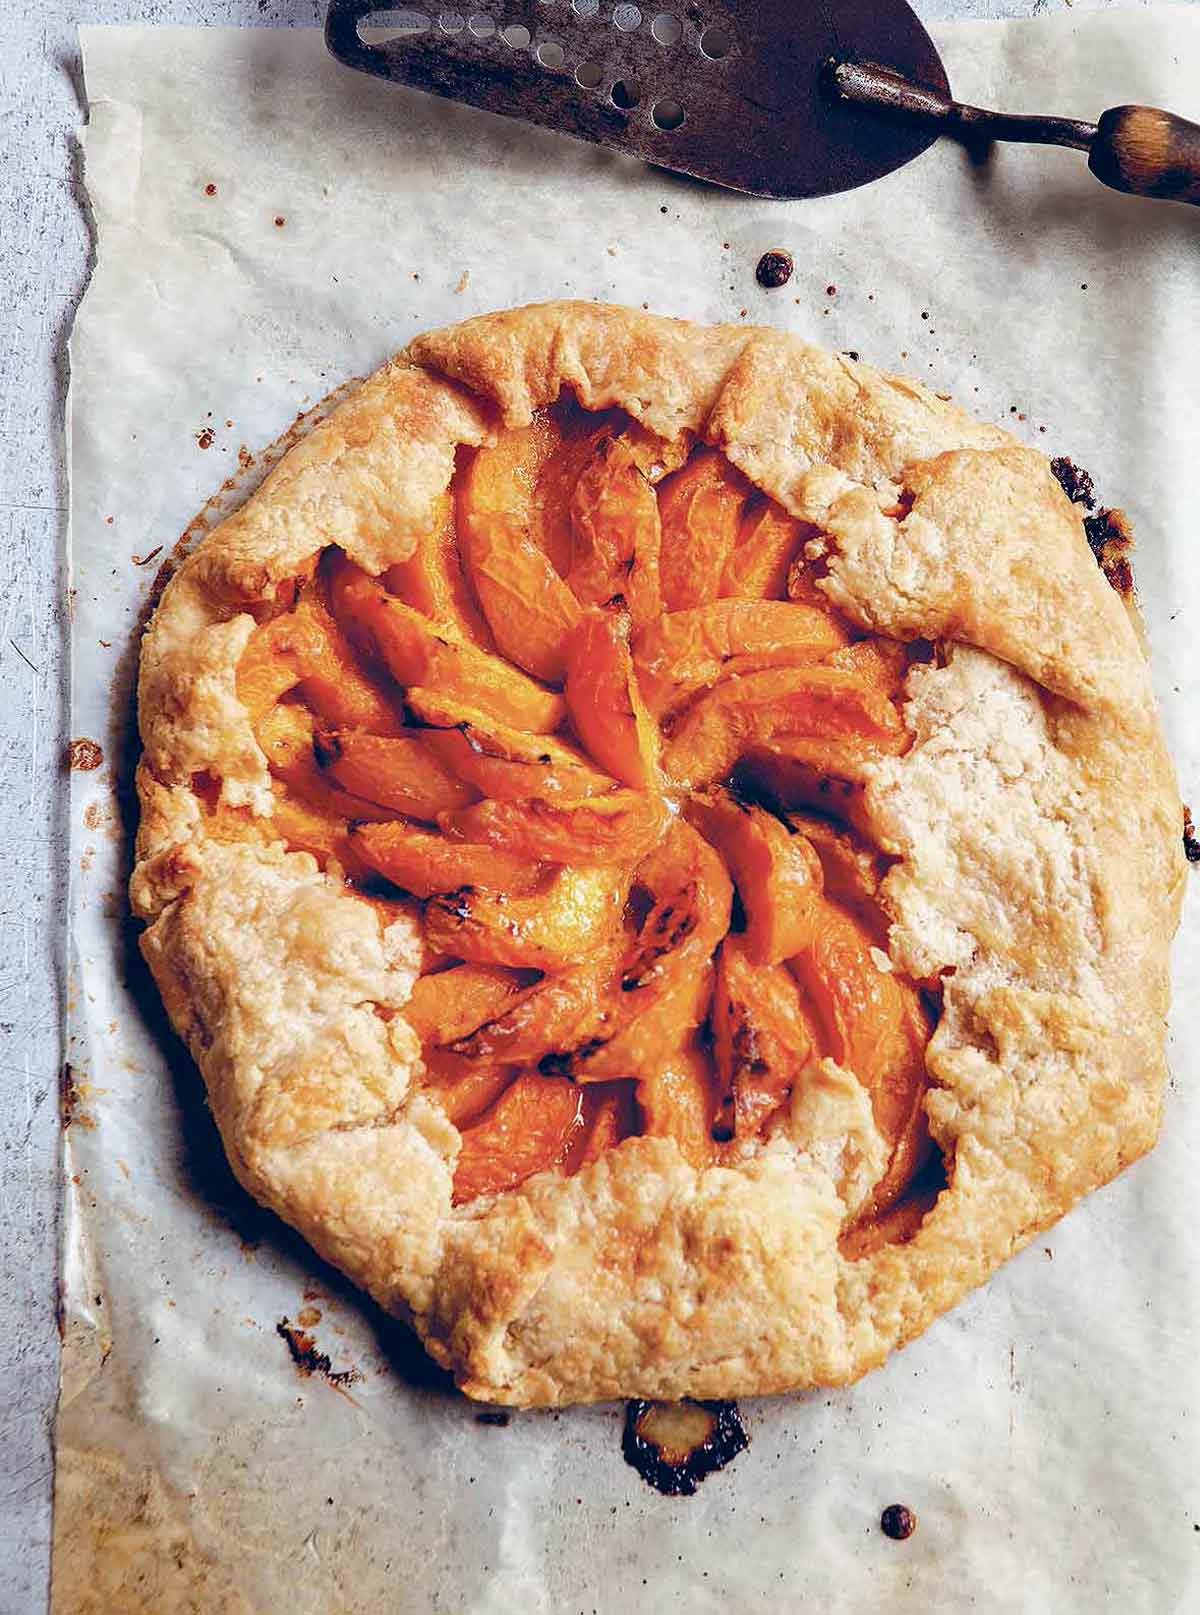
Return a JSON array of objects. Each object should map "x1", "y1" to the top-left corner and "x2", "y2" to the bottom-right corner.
[{"x1": 9, "y1": 640, "x2": 40, "y2": 674}]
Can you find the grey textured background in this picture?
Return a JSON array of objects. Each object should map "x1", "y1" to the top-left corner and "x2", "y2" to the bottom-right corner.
[{"x1": 0, "y1": 1, "x2": 1167, "y2": 1610}]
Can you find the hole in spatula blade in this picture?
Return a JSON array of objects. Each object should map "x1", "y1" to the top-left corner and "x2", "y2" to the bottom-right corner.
[
  {"x1": 611, "y1": 78, "x2": 641, "y2": 110},
  {"x1": 650, "y1": 12, "x2": 681, "y2": 46},
  {"x1": 537, "y1": 40, "x2": 565, "y2": 68},
  {"x1": 358, "y1": 7, "x2": 431, "y2": 41},
  {"x1": 651, "y1": 97, "x2": 684, "y2": 130}
]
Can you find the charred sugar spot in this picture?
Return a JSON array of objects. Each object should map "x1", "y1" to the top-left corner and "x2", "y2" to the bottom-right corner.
[
  {"x1": 755, "y1": 250, "x2": 793, "y2": 289},
  {"x1": 623, "y1": 1399, "x2": 749, "y2": 1495},
  {"x1": 1050, "y1": 456, "x2": 1097, "y2": 509},
  {"x1": 880, "y1": 1503, "x2": 917, "y2": 1540},
  {"x1": 312, "y1": 728, "x2": 341, "y2": 769},
  {"x1": 1084, "y1": 506, "x2": 1136, "y2": 595},
  {"x1": 1184, "y1": 805, "x2": 1200, "y2": 864},
  {"x1": 476, "y1": 1410, "x2": 511, "y2": 1426},
  {"x1": 540, "y1": 1037, "x2": 607, "y2": 1075}
]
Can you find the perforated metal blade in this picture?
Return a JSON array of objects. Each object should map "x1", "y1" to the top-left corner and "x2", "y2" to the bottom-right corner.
[{"x1": 326, "y1": 0, "x2": 949, "y2": 200}]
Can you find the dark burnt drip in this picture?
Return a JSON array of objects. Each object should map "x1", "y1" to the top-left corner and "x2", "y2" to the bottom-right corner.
[
  {"x1": 1183, "y1": 805, "x2": 1200, "y2": 865},
  {"x1": 622, "y1": 1399, "x2": 749, "y2": 1496},
  {"x1": 1049, "y1": 455, "x2": 1135, "y2": 595},
  {"x1": 880, "y1": 1503, "x2": 917, "y2": 1540}
]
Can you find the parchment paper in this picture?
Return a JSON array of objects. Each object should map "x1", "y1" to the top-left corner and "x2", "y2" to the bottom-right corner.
[{"x1": 59, "y1": 12, "x2": 1200, "y2": 1612}]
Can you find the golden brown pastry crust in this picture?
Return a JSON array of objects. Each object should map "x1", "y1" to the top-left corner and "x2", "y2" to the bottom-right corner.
[{"x1": 132, "y1": 303, "x2": 1184, "y2": 1405}]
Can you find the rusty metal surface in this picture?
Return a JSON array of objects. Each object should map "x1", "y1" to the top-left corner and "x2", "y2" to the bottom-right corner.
[{"x1": 326, "y1": 0, "x2": 948, "y2": 198}]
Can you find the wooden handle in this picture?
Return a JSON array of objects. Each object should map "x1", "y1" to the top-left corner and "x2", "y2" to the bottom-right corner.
[
  {"x1": 1088, "y1": 106, "x2": 1200, "y2": 205},
  {"x1": 829, "y1": 63, "x2": 1200, "y2": 208}
]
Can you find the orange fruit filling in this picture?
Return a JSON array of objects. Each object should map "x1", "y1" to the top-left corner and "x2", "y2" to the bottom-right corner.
[{"x1": 226, "y1": 397, "x2": 941, "y2": 1246}]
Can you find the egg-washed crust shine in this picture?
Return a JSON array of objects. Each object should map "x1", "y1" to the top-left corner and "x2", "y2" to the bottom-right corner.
[{"x1": 131, "y1": 303, "x2": 1184, "y2": 1406}]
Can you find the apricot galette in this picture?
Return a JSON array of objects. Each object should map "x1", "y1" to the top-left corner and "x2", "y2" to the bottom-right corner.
[{"x1": 132, "y1": 304, "x2": 1184, "y2": 1406}]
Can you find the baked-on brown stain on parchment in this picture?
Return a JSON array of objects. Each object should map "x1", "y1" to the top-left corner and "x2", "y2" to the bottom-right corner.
[
  {"x1": 61, "y1": 1065, "x2": 86, "y2": 1128},
  {"x1": 68, "y1": 738, "x2": 104, "y2": 771},
  {"x1": 275, "y1": 1317, "x2": 363, "y2": 1397}
]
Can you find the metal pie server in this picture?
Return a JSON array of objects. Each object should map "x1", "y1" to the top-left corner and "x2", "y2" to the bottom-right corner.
[{"x1": 326, "y1": 0, "x2": 1200, "y2": 205}]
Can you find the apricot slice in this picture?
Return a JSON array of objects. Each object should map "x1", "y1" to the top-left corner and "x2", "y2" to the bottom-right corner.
[
  {"x1": 422, "y1": 1052, "x2": 517, "y2": 1130},
  {"x1": 449, "y1": 946, "x2": 620, "y2": 1063},
  {"x1": 712, "y1": 936, "x2": 820, "y2": 1139},
  {"x1": 253, "y1": 698, "x2": 321, "y2": 779},
  {"x1": 572, "y1": 962, "x2": 714, "y2": 1084},
  {"x1": 573, "y1": 1082, "x2": 638, "y2": 1168},
  {"x1": 788, "y1": 901, "x2": 932, "y2": 1222},
  {"x1": 781, "y1": 811, "x2": 889, "y2": 916},
  {"x1": 619, "y1": 422, "x2": 693, "y2": 482},
  {"x1": 350, "y1": 820, "x2": 542, "y2": 898},
  {"x1": 459, "y1": 511, "x2": 583, "y2": 684},
  {"x1": 534, "y1": 409, "x2": 687, "y2": 578},
  {"x1": 567, "y1": 435, "x2": 662, "y2": 627},
  {"x1": 638, "y1": 1042, "x2": 720, "y2": 1170},
  {"x1": 236, "y1": 623, "x2": 301, "y2": 728},
  {"x1": 451, "y1": 1073, "x2": 586, "y2": 1204},
  {"x1": 564, "y1": 823, "x2": 731, "y2": 1080},
  {"x1": 632, "y1": 600, "x2": 850, "y2": 719},
  {"x1": 620, "y1": 820, "x2": 733, "y2": 992},
  {"x1": 828, "y1": 637, "x2": 912, "y2": 703},
  {"x1": 721, "y1": 497, "x2": 809, "y2": 600},
  {"x1": 737, "y1": 741, "x2": 880, "y2": 840},
  {"x1": 424, "y1": 865, "x2": 628, "y2": 970},
  {"x1": 314, "y1": 728, "x2": 478, "y2": 820},
  {"x1": 404, "y1": 963, "x2": 540, "y2": 1047},
  {"x1": 564, "y1": 607, "x2": 661, "y2": 790},
  {"x1": 839, "y1": 1182, "x2": 941, "y2": 1261},
  {"x1": 440, "y1": 790, "x2": 667, "y2": 866},
  {"x1": 662, "y1": 665, "x2": 906, "y2": 789},
  {"x1": 238, "y1": 592, "x2": 404, "y2": 736},
  {"x1": 256, "y1": 704, "x2": 395, "y2": 824},
  {"x1": 383, "y1": 492, "x2": 493, "y2": 649},
  {"x1": 786, "y1": 552, "x2": 835, "y2": 613},
  {"x1": 684, "y1": 791, "x2": 824, "y2": 965},
  {"x1": 327, "y1": 552, "x2": 565, "y2": 734},
  {"x1": 404, "y1": 687, "x2": 615, "y2": 801},
  {"x1": 656, "y1": 447, "x2": 754, "y2": 610},
  {"x1": 264, "y1": 794, "x2": 370, "y2": 881},
  {"x1": 461, "y1": 412, "x2": 564, "y2": 545},
  {"x1": 457, "y1": 419, "x2": 584, "y2": 681},
  {"x1": 531, "y1": 415, "x2": 617, "y2": 578}
]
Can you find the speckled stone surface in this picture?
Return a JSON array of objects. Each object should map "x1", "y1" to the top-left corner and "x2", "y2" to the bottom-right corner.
[{"x1": 0, "y1": 1, "x2": 1171, "y2": 1609}]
